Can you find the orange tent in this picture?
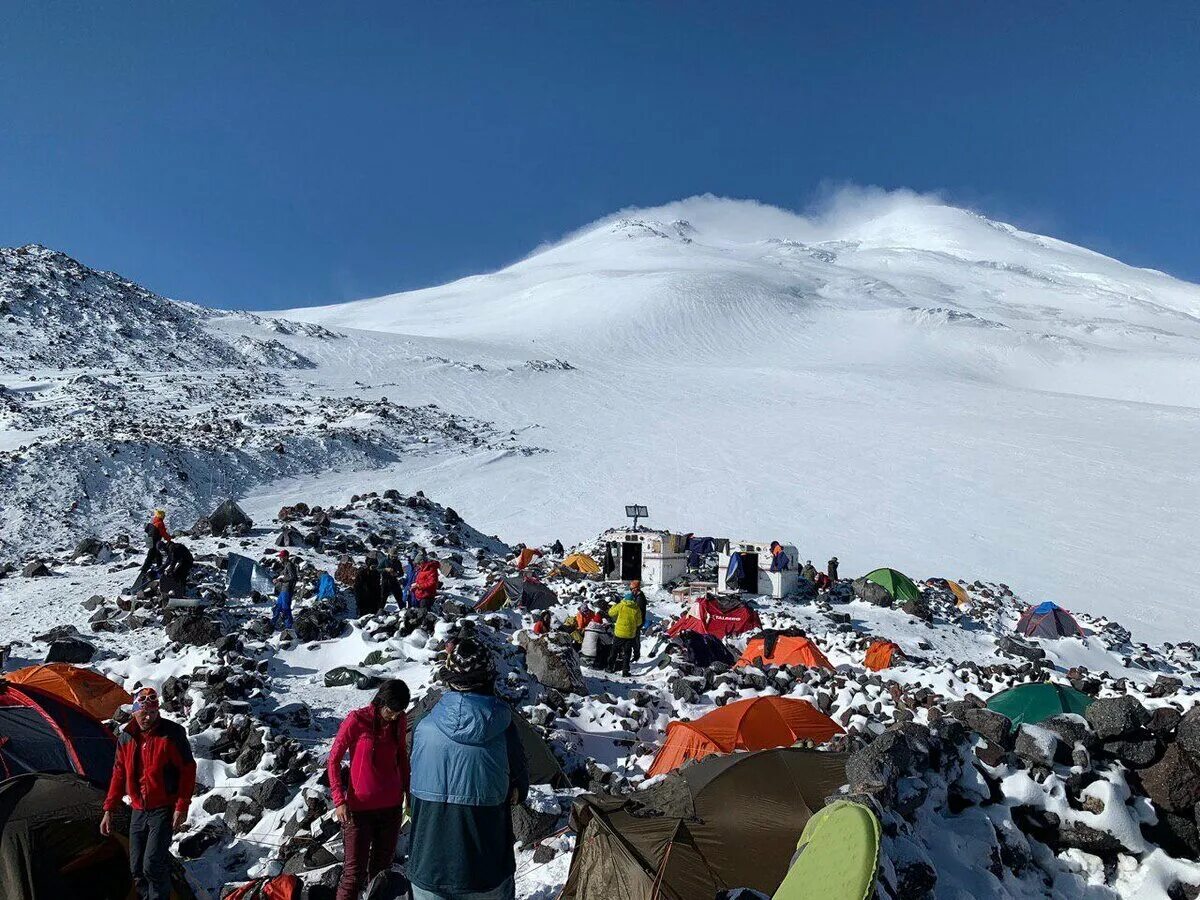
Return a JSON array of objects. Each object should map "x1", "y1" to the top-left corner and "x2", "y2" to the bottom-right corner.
[
  {"x1": 734, "y1": 635, "x2": 833, "y2": 670},
  {"x1": 6, "y1": 663, "x2": 132, "y2": 720},
  {"x1": 514, "y1": 547, "x2": 543, "y2": 570},
  {"x1": 647, "y1": 696, "x2": 843, "y2": 777},
  {"x1": 863, "y1": 640, "x2": 904, "y2": 671},
  {"x1": 945, "y1": 580, "x2": 969, "y2": 606}
]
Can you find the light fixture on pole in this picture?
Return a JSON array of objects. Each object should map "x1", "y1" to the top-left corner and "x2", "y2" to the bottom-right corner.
[{"x1": 625, "y1": 504, "x2": 648, "y2": 530}]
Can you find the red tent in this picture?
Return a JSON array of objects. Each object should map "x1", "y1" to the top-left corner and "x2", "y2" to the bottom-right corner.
[
  {"x1": 667, "y1": 595, "x2": 761, "y2": 639},
  {"x1": 0, "y1": 680, "x2": 116, "y2": 786}
]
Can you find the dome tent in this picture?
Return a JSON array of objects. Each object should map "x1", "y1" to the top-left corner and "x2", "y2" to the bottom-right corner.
[
  {"x1": 734, "y1": 633, "x2": 834, "y2": 670},
  {"x1": 986, "y1": 682, "x2": 1094, "y2": 728},
  {"x1": 6, "y1": 664, "x2": 131, "y2": 721},
  {"x1": 560, "y1": 553, "x2": 601, "y2": 575},
  {"x1": 473, "y1": 575, "x2": 558, "y2": 613},
  {"x1": 560, "y1": 748, "x2": 848, "y2": 900},
  {"x1": 0, "y1": 680, "x2": 115, "y2": 786},
  {"x1": 667, "y1": 594, "x2": 761, "y2": 639},
  {"x1": 863, "y1": 639, "x2": 904, "y2": 671},
  {"x1": 863, "y1": 568, "x2": 921, "y2": 604},
  {"x1": 647, "y1": 696, "x2": 843, "y2": 777},
  {"x1": 1015, "y1": 601, "x2": 1084, "y2": 638}
]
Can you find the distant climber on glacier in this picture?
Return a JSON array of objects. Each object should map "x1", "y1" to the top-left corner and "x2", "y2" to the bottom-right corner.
[{"x1": 769, "y1": 541, "x2": 791, "y2": 572}]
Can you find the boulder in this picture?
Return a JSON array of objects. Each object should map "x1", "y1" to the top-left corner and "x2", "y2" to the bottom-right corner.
[
  {"x1": 72, "y1": 537, "x2": 108, "y2": 559},
  {"x1": 853, "y1": 577, "x2": 892, "y2": 607},
  {"x1": 1014, "y1": 725, "x2": 1062, "y2": 768},
  {"x1": 1041, "y1": 714, "x2": 1098, "y2": 754},
  {"x1": 1085, "y1": 696, "x2": 1149, "y2": 741},
  {"x1": 21, "y1": 560, "x2": 51, "y2": 578},
  {"x1": 1057, "y1": 820, "x2": 1131, "y2": 855},
  {"x1": 995, "y1": 636, "x2": 1046, "y2": 661},
  {"x1": 846, "y1": 730, "x2": 914, "y2": 798},
  {"x1": 224, "y1": 796, "x2": 264, "y2": 833},
  {"x1": 1139, "y1": 744, "x2": 1200, "y2": 813},
  {"x1": 165, "y1": 611, "x2": 223, "y2": 645},
  {"x1": 525, "y1": 637, "x2": 588, "y2": 695},
  {"x1": 963, "y1": 709, "x2": 1014, "y2": 751},
  {"x1": 1176, "y1": 707, "x2": 1200, "y2": 764},
  {"x1": 511, "y1": 803, "x2": 560, "y2": 848},
  {"x1": 901, "y1": 597, "x2": 933, "y2": 622},
  {"x1": 246, "y1": 776, "x2": 289, "y2": 810},
  {"x1": 45, "y1": 636, "x2": 96, "y2": 664},
  {"x1": 177, "y1": 819, "x2": 231, "y2": 859},
  {"x1": 295, "y1": 606, "x2": 342, "y2": 642},
  {"x1": 1149, "y1": 676, "x2": 1184, "y2": 699},
  {"x1": 1148, "y1": 706, "x2": 1183, "y2": 736},
  {"x1": 1105, "y1": 736, "x2": 1161, "y2": 769}
]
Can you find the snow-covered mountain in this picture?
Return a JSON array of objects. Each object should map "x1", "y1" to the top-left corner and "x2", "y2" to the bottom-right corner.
[
  {"x1": 285, "y1": 194, "x2": 1200, "y2": 645},
  {"x1": 3, "y1": 192, "x2": 1199, "y2": 643}
]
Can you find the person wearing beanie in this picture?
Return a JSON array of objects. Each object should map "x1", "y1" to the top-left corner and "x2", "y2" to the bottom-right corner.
[{"x1": 407, "y1": 638, "x2": 529, "y2": 900}]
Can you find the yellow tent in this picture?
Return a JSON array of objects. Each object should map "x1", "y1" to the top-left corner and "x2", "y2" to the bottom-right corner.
[{"x1": 560, "y1": 553, "x2": 601, "y2": 575}]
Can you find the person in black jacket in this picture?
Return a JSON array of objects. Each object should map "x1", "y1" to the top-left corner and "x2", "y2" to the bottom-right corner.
[
  {"x1": 158, "y1": 540, "x2": 193, "y2": 601},
  {"x1": 827, "y1": 557, "x2": 839, "y2": 581},
  {"x1": 628, "y1": 580, "x2": 649, "y2": 661},
  {"x1": 354, "y1": 552, "x2": 383, "y2": 616}
]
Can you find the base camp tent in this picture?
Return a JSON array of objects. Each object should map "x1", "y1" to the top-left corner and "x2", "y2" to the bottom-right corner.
[
  {"x1": 0, "y1": 681, "x2": 115, "y2": 785},
  {"x1": 734, "y1": 633, "x2": 833, "y2": 670},
  {"x1": 5, "y1": 665, "x2": 131, "y2": 721},
  {"x1": 647, "y1": 697, "x2": 844, "y2": 777},
  {"x1": 667, "y1": 595, "x2": 761, "y2": 640},
  {"x1": 474, "y1": 576, "x2": 558, "y2": 613},
  {"x1": 514, "y1": 547, "x2": 543, "y2": 570},
  {"x1": 986, "y1": 682, "x2": 1094, "y2": 728},
  {"x1": 863, "y1": 568, "x2": 921, "y2": 604},
  {"x1": 560, "y1": 748, "x2": 848, "y2": 900},
  {"x1": 408, "y1": 690, "x2": 567, "y2": 789},
  {"x1": 773, "y1": 800, "x2": 881, "y2": 900},
  {"x1": 209, "y1": 498, "x2": 253, "y2": 535},
  {"x1": 669, "y1": 632, "x2": 735, "y2": 669},
  {"x1": 559, "y1": 553, "x2": 601, "y2": 575},
  {"x1": 1015, "y1": 601, "x2": 1084, "y2": 639},
  {"x1": 863, "y1": 640, "x2": 904, "y2": 672},
  {"x1": 0, "y1": 773, "x2": 197, "y2": 900}
]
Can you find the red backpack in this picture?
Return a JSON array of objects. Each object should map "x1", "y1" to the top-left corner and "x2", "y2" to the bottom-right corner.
[{"x1": 224, "y1": 874, "x2": 301, "y2": 900}]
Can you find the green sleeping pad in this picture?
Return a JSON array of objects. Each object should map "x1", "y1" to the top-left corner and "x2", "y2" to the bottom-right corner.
[{"x1": 772, "y1": 800, "x2": 881, "y2": 900}]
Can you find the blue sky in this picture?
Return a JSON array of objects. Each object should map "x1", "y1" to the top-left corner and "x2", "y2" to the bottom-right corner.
[{"x1": 1, "y1": 2, "x2": 1197, "y2": 310}]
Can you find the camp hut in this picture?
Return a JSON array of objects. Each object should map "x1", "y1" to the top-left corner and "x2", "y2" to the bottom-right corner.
[
  {"x1": 717, "y1": 541, "x2": 800, "y2": 598},
  {"x1": 1015, "y1": 601, "x2": 1084, "y2": 639},
  {"x1": 560, "y1": 748, "x2": 848, "y2": 900},
  {"x1": 0, "y1": 681, "x2": 115, "y2": 785},
  {"x1": 600, "y1": 529, "x2": 689, "y2": 588},
  {"x1": 647, "y1": 696, "x2": 844, "y2": 777},
  {"x1": 667, "y1": 594, "x2": 761, "y2": 639},
  {"x1": 408, "y1": 689, "x2": 567, "y2": 788},
  {"x1": 986, "y1": 683, "x2": 1093, "y2": 728},
  {"x1": 0, "y1": 772, "x2": 197, "y2": 900},
  {"x1": 735, "y1": 633, "x2": 834, "y2": 671},
  {"x1": 6, "y1": 665, "x2": 131, "y2": 721},
  {"x1": 208, "y1": 498, "x2": 253, "y2": 535},
  {"x1": 863, "y1": 639, "x2": 904, "y2": 671},
  {"x1": 474, "y1": 576, "x2": 558, "y2": 613},
  {"x1": 560, "y1": 553, "x2": 601, "y2": 576}
]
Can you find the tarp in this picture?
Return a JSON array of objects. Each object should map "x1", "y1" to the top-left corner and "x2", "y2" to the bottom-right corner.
[
  {"x1": 735, "y1": 634, "x2": 833, "y2": 670},
  {"x1": 863, "y1": 640, "x2": 903, "y2": 672},
  {"x1": 863, "y1": 568, "x2": 921, "y2": 603},
  {"x1": 0, "y1": 772, "x2": 197, "y2": 900},
  {"x1": 648, "y1": 697, "x2": 844, "y2": 777},
  {"x1": 773, "y1": 800, "x2": 880, "y2": 900},
  {"x1": 686, "y1": 537, "x2": 718, "y2": 568},
  {"x1": 474, "y1": 576, "x2": 558, "y2": 613},
  {"x1": 667, "y1": 595, "x2": 761, "y2": 640},
  {"x1": 1015, "y1": 602, "x2": 1084, "y2": 639},
  {"x1": 408, "y1": 690, "x2": 567, "y2": 788},
  {"x1": 5, "y1": 665, "x2": 131, "y2": 721},
  {"x1": 0, "y1": 682, "x2": 115, "y2": 786},
  {"x1": 986, "y1": 683, "x2": 1094, "y2": 728},
  {"x1": 226, "y1": 553, "x2": 257, "y2": 598},
  {"x1": 560, "y1": 553, "x2": 601, "y2": 575},
  {"x1": 560, "y1": 748, "x2": 849, "y2": 900}
]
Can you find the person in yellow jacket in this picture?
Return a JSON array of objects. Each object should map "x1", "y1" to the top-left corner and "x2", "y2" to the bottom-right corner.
[{"x1": 607, "y1": 594, "x2": 643, "y2": 677}]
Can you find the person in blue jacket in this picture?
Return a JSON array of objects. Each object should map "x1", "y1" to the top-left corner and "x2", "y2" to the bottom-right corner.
[{"x1": 408, "y1": 637, "x2": 529, "y2": 900}]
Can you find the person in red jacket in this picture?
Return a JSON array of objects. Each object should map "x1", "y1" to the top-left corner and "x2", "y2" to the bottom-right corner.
[
  {"x1": 101, "y1": 685, "x2": 196, "y2": 900},
  {"x1": 327, "y1": 679, "x2": 411, "y2": 900},
  {"x1": 411, "y1": 555, "x2": 441, "y2": 612}
]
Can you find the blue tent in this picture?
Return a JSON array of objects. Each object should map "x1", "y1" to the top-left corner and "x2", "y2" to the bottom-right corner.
[{"x1": 1016, "y1": 601, "x2": 1083, "y2": 638}]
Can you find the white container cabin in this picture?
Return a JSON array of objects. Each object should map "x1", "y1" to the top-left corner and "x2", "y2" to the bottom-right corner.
[{"x1": 717, "y1": 539, "x2": 799, "y2": 598}]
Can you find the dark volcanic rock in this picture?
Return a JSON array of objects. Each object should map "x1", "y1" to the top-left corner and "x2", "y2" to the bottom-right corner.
[
  {"x1": 1085, "y1": 696, "x2": 1149, "y2": 741},
  {"x1": 1140, "y1": 744, "x2": 1200, "y2": 813},
  {"x1": 45, "y1": 636, "x2": 96, "y2": 663}
]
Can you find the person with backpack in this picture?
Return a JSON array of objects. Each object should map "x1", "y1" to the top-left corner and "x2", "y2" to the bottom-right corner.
[
  {"x1": 355, "y1": 552, "x2": 383, "y2": 617},
  {"x1": 801, "y1": 560, "x2": 819, "y2": 582},
  {"x1": 412, "y1": 554, "x2": 441, "y2": 612},
  {"x1": 327, "y1": 679, "x2": 411, "y2": 900},
  {"x1": 101, "y1": 686, "x2": 196, "y2": 900},
  {"x1": 607, "y1": 592, "x2": 643, "y2": 677},
  {"x1": 627, "y1": 580, "x2": 649, "y2": 661},
  {"x1": 158, "y1": 540, "x2": 193, "y2": 601},
  {"x1": 408, "y1": 639, "x2": 528, "y2": 900},
  {"x1": 378, "y1": 546, "x2": 405, "y2": 611},
  {"x1": 272, "y1": 550, "x2": 298, "y2": 633},
  {"x1": 150, "y1": 509, "x2": 170, "y2": 543}
]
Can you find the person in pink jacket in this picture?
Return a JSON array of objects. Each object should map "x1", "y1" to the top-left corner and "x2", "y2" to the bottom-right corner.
[{"x1": 327, "y1": 679, "x2": 411, "y2": 900}]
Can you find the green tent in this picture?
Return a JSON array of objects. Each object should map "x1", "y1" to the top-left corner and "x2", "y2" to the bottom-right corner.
[
  {"x1": 864, "y1": 568, "x2": 920, "y2": 604},
  {"x1": 773, "y1": 800, "x2": 880, "y2": 900},
  {"x1": 986, "y1": 682, "x2": 1093, "y2": 729}
]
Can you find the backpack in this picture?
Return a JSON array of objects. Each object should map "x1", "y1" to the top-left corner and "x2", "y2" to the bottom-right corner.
[
  {"x1": 144, "y1": 522, "x2": 158, "y2": 548},
  {"x1": 223, "y1": 874, "x2": 301, "y2": 900},
  {"x1": 316, "y1": 572, "x2": 337, "y2": 600}
]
